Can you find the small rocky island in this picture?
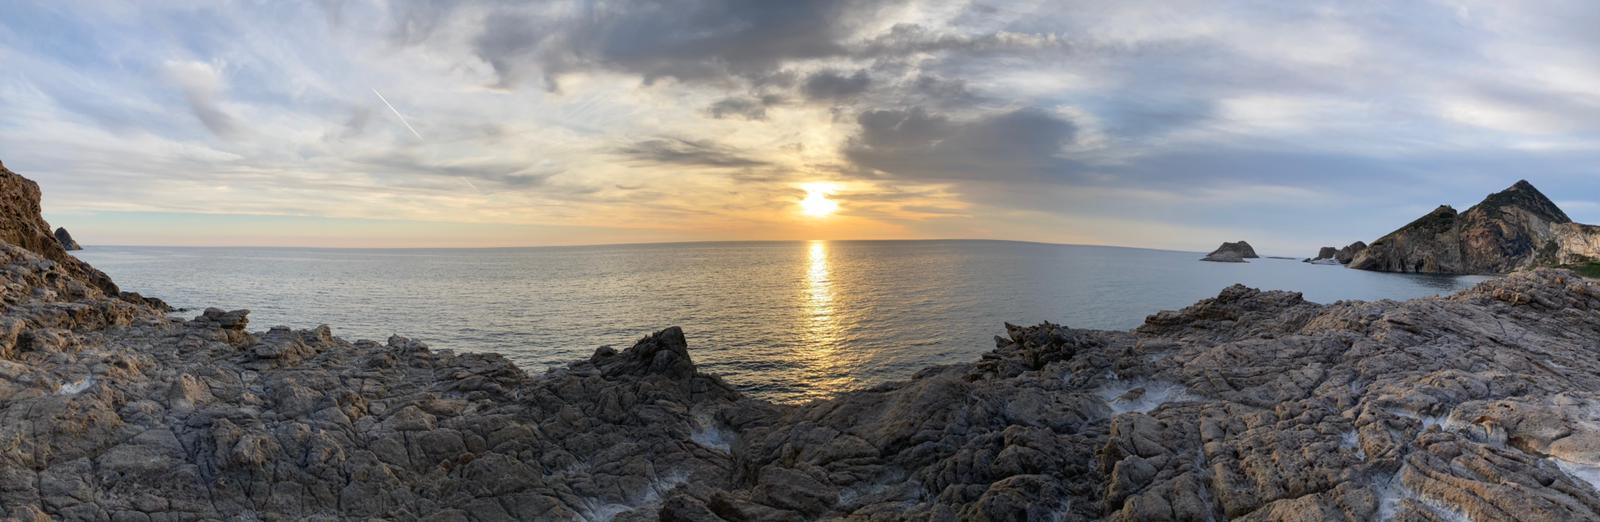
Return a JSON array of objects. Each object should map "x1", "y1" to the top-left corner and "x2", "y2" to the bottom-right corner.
[
  {"x1": 1349, "y1": 180, "x2": 1600, "y2": 274},
  {"x1": 1200, "y1": 240, "x2": 1259, "y2": 262},
  {"x1": 7, "y1": 162, "x2": 1600, "y2": 521}
]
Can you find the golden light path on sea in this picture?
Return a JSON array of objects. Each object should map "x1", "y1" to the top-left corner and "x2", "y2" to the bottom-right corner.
[{"x1": 797, "y1": 240, "x2": 855, "y2": 397}]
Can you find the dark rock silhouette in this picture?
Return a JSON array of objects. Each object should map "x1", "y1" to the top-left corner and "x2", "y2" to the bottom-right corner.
[{"x1": 53, "y1": 227, "x2": 80, "y2": 251}]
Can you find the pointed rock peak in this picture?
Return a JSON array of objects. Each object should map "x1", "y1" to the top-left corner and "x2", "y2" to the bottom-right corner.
[
  {"x1": 54, "y1": 227, "x2": 82, "y2": 251},
  {"x1": 1476, "y1": 179, "x2": 1570, "y2": 223}
]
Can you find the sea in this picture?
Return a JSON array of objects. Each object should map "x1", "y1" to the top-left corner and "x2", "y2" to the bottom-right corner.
[{"x1": 75, "y1": 240, "x2": 1492, "y2": 403}]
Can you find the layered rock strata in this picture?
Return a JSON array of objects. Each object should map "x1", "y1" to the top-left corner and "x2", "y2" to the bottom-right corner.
[{"x1": 1351, "y1": 180, "x2": 1600, "y2": 274}]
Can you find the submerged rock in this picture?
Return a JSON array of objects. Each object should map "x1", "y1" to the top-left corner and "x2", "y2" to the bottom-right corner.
[
  {"x1": 1202, "y1": 241, "x2": 1258, "y2": 262},
  {"x1": 53, "y1": 227, "x2": 80, "y2": 251},
  {"x1": 4, "y1": 163, "x2": 1600, "y2": 520}
]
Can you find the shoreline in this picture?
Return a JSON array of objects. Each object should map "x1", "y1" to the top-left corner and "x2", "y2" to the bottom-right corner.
[
  {"x1": 71, "y1": 242, "x2": 1496, "y2": 405},
  {"x1": 4, "y1": 165, "x2": 1600, "y2": 520}
]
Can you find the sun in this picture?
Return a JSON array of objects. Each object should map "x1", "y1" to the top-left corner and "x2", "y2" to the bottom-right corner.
[{"x1": 799, "y1": 183, "x2": 840, "y2": 217}]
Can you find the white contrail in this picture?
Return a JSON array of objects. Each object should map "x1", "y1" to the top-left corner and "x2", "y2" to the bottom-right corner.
[
  {"x1": 372, "y1": 88, "x2": 423, "y2": 140},
  {"x1": 371, "y1": 87, "x2": 483, "y2": 195}
]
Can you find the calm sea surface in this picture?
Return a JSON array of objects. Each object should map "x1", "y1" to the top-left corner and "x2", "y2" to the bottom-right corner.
[{"x1": 76, "y1": 241, "x2": 1491, "y2": 403}]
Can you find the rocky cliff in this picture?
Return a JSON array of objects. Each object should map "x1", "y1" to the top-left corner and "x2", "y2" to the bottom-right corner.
[
  {"x1": 0, "y1": 163, "x2": 118, "y2": 296},
  {"x1": 53, "y1": 227, "x2": 81, "y2": 251},
  {"x1": 7, "y1": 168, "x2": 1600, "y2": 520},
  {"x1": 1350, "y1": 180, "x2": 1600, "y2": 274}
]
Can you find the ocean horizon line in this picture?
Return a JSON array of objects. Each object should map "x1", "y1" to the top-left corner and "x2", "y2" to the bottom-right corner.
[{"x1": 77, "y1": 238, "x2": 1209, "y2": 255}]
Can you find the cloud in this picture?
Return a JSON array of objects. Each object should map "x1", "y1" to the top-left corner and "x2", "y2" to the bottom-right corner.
[
  {"x1": 908, "y1": 74, "x2": 980, "y2": 106},
  {"x1": 472, "y1": 10, "x2": 551, "y2": 89},
  {"x1": 162, "y1": 60, "x2": 238, "y2": 138},
  {"x1": 858, "y1": 22, "x2": 1071, "y2": 57},
  {"x1": 801, "y1": 69, "x2": 872, "y2": 101},
  {"x1": 467, "y1": 0, "x2": 893, "y2": 89},
  {"x1": 707, "y1": 95, "x2": 784, "y2": 120},
  {"x1": 614, "y1": 137, "x2": 770, "y2": 168},
  {"x1": 19, "y1": 1, "x2": 1600, "y2": 250},
  {"x1": 360, "y1": 152, "x2": 556, "y2": 188},
  {"x1": 844, "y1": 107, "x2": 1079, "y2": 182}
]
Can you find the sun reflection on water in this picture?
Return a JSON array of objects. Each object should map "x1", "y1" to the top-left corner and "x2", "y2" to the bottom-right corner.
[{"x1": 796, "y1": 240, "x2": 855, "y2": 400}]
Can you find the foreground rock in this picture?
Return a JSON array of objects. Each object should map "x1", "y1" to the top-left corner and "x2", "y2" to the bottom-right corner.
[
  {"x1": 53, "y1": 227, "x2": 80, "y2": 251},
  {"x1": 1350, "y1": 180, "x2": 1600, "y2": 274},
  {"x1": 1201, "y1": 241, "x2": 1258, "y2": 263},
  {"x1": 8, "y1": 167, "x2": 1600, "y2": 520}
]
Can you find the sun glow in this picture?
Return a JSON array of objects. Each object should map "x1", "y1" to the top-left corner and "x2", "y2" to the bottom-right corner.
[{"x1": 799, "y1": 183, "x2": 840, "y2": 217}]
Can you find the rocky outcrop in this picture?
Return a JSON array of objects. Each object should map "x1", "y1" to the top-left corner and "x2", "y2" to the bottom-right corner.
[
  {"x1": 53, "y1": 227, "x2": 80, "y2": 251},
  {"x1": 1201, "y1": 241, "x2": 1258, "y2": 263},
  {"x1": 1305, "y1": 242, "x2": 1367, "y2": 266},
  {"x1": 0, "y1": 163, "x2": 117, "y2": 296},
  {"x1": 1350, "y1": 180, "x2": 1600, "y2": 274},
  {"x1": 8, "y1": 167, "x2": 1600, "y2": 520},
  {"x1": 1334, "y1": 240, "x2": 1367, "y2": 264},
  {"x1": 1305, "y1": 246, "x2": 1340, "y2": 265}
]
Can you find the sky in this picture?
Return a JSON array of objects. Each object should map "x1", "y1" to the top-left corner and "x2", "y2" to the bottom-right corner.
[{"x1": 6, "y1": 1, "x2": 1600, "y2": 254}]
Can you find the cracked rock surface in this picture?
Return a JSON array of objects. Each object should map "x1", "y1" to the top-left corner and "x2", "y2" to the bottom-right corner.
[{"x1": 5, "y1": 163, "x2": 1600, "y2": 520}]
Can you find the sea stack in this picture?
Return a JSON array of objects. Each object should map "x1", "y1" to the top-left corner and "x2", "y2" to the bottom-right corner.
[
  {"x1": 1201, "y1": 240, "x2": 1258, "y2": 262},
  {"x1": 1348, "y1": 180, "x2": 1600, "y2": 274},
  {"x1": 54, "y1": 227, "x2": 81, "y2": 251}
]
